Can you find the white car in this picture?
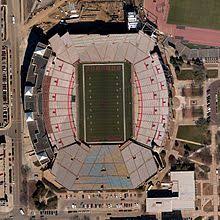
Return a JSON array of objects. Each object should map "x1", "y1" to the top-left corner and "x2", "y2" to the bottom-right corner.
[
  {"x1": 19, "y1": 208, "x2": 24, "y2": 215},
  {"x1": 72, "y1": 203, "x2": 77, "y2": 209},
  {"x1": 11, "y1": 15, "x2": 15, "y2": 24}
]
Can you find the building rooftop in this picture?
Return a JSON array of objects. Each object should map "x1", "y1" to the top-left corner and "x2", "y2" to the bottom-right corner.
[{"x1": 146, "y1": 171, "x2": 195, "y2": 212}]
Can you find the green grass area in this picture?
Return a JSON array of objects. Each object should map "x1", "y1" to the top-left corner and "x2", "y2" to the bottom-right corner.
[
  {"x1": 192, "y1": 107, "x2": 203, "y2": 118},
  {"x1": 177, "y1": 125, "x2": 210, "y2": 144},
  {"x1": 177, "y1": 68, "x2": 217, "y2": 82},
  {"x1": 78, "y1": 63, "x2": 132, "y2": 143},
  {"x1": 206, "y1": 69, "x2": 218, "y2": 78},
  {"x1": 191, "y1": 87, "x2": 203, "y2": 97},
  {"x1": 183, "y1": 42, "x2": 212, "y2": 49},
  {"x1": 217, "y1": 91, "x2": 220, "y2": 113},
  {"x1": 168, "y1": 0, "x2": 220, "y2": 30},
  {"x1": 177, "y1": 69, "x2": 194, "y2": 80}
]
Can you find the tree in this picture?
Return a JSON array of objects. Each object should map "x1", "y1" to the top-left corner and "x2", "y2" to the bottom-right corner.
[
  {"x1": 175, "y1": 66, "x2": 180, "y2": 74},
  {"x1": 193, "y1": 70, "x2": 205, "y2": 82},
  {"x1": 182, "y1": 54, "x2": 187, "y2": 61},
  {"x1": 175, "y1": 140, "x2": 179, "y2": 147},
  {"x1": 194, "y1": 57, "x2": 203, "y2": 66},
  {"x1": 184, "y1": 144, "x2": 191, "y2": 151},
  {"x1": 198, "y1": 147, "x2": 212, "y2": 165},
  {"x1": 160, "y1": 150, "x2": 166, "y2": 158},
  {"x1": 35, "y1": 201, "x2": 47, "y2": 210},
  {"x1": 175, "y1": 50, "x2": 179, "y2": 57},
  {"x1": 47, "y1": 196, "x2": 58, "y2": 209},
  {"x1": 195, "y1": 117, "x2": 208, "y2": 127},
  {"x1": 36, "y1": 180, "x2": 45, "y2": 189},
  {"x1": 168, "y1": 154, "x2": 176, "y2": 165},
  {"x1": 21, "y1": 164, "x2": 30, "y2": 176},
  {"x1": 215, "y1": 145, "x2": 220, "y2": 164},
  {"x1": 170, "y1": 56, "x2": 177, "y2": 67}
]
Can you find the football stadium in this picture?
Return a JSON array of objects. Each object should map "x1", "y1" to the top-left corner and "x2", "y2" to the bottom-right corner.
[{"x1": 24, "y1": 31, "x2": 170, "y2": 190}]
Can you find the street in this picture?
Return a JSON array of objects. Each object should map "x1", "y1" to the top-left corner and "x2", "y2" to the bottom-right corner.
[{"x1": 0, "y1": 0, "x2": 25, "y2": 219}]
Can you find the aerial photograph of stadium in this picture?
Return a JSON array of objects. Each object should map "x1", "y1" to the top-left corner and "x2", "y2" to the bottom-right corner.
[
  {"x1": 24, "y1": 30, "x2": 169, "y2": 192},
  {"x1": 1, "y1": 0, "x2": 220, "y2": 219}
]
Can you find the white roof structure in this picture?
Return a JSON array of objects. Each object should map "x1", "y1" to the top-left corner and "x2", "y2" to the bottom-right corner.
[
  {"x1": 146, "y1": 171, "x2": 195, "y2": 212},
  {"x1": 171, "y1": 171, "x2": 195, "y2": 210},
  {"x1": 24, "y1": 86, "x2": 33, "y2": 96},
  {"x1": 37, "y1": 151, "x2": 50, "y2": 163},
  {"x1": 25, "y1": 112, "x2": 34, "y2": 122},
  {"x1": 34, "y1": 45, "x2": 47, "y2": 57}
]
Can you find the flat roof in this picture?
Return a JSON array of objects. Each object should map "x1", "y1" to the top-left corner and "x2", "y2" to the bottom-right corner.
[{"x1": 146, "y1": 171, "x2": 195, "y2": 212}]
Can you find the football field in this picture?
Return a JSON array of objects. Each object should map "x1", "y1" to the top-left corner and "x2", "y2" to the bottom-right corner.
[
  {"x1": 167, "y1": 0, "x2": 220, "y2": 30},
  {"x1": 78, "y1": 63, "x2": 132, "y2": 143}
]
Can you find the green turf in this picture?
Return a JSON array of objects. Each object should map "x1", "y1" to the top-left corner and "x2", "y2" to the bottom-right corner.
[
  {"x1": 168, "y1": 0, "x2": 220, "y2": 30},
  {"x1": 177, "y1": 125, "x2": 210, "y2": 144},
  {"x1": 192, "y1": 107, "x2": 203, "y2": 118},
  {"x1": 217, "y1": 91, "x2": 220, "y2": 113},
  {"x1": 183, "y1": 42, "x2": 212, "y2": 49},
  {"x1": 177, "y1": 69, "x2": 194, "y2": 80},
  {"x1": 78, "y1": 63, "x2": 132, "y2": 143},
  {"x1": 206, "y1": 69, "x2": 218, "y2": 79}
]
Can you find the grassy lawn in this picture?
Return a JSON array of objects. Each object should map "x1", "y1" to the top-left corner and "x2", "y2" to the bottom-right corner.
[
  {"x1": 183, "y1": 42, "x2": 212, "y2": 49},
  {"x1": 218, "y1": 91, "x2": 220, "y2": 113},
  {"x1": 206, "y1": 69, "x2": 218, "y2": 78},
  {"x1": 177, "y1": 125, "x2": 210, "y2": 144},
  {"x1": 177, "y1": 68, "x2": 217, "y2": 81},
  {"x1": 177, "y1": 69, "x2": 194, "y2": 80},
  {"x1": 78, "y1": 63, "x2": 132, "y2": 143},
  {"x1": 191, "y1": 87, "x2": 203, "y2": 97},
  {"x1": 168, "y1": 0, "x2": 220, "y2": 30},
  {"x1": 192, "y1": 107, "x2": 203, "y2": 118}
]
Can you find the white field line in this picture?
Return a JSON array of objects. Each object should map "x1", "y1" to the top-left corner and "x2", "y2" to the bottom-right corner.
[
  {"x1": 82, "y1": 65, "x2": 87, "y2": 141},
  {"x1": 122, "y1": 63, "x2": 126, "y2": 141}
]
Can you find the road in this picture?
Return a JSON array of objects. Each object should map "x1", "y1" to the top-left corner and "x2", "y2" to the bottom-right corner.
[
  {"x1": 210, "y1": 125, "x2": 219, "y2": 220},
  {"x1": 0, "y1": 0, "x2": 25, "y2": 219}
]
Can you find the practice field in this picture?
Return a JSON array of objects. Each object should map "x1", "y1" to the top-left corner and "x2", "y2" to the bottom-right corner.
[
  {"x1": 78, "y1": 63, "x2": 132, "y2": 143},
  {"x1": 167, "y1": 0, "x2": 220, "y2": 30}
]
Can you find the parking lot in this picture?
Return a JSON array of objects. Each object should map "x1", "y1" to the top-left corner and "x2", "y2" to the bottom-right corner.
[
  {"x1": 0, "y1": 136, "x2": 14, "y2": 211},
  {"x1": 57, "y1": 191, "x2": 143, "y2": 214},
  {"x1": 207, "y1": 80, "x2": 220, "y2": 125},
  {"x1": 1, "y1": 5, "x2": 7, "y2": 41},
  {"x1": 0, "y1": 45, "x2": 11, "y2": 128}
]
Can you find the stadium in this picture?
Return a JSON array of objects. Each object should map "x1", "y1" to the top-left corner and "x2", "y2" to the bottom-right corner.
[{"x1": 24, "y1": 31, "x2": 170, "y2": 190}]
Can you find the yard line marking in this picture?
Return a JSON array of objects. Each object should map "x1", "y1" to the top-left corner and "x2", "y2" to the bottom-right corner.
[
  {"x1": 82, "y1": 64, "x2": 87, "y2": 141},
  {"x1": 122, "y1": 63, "x2": 126, "y2": 141}
]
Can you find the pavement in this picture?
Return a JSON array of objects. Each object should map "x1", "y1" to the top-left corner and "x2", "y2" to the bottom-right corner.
[
  {"x1": 0, "y1": 0, "x2": 26, "y2": 219},
  {"x1": 207, "y1": 80, "x2": 220, "y2": 125},
  {"x1": 210, "y1": 125, "x2": 219, "y2": 220}
]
